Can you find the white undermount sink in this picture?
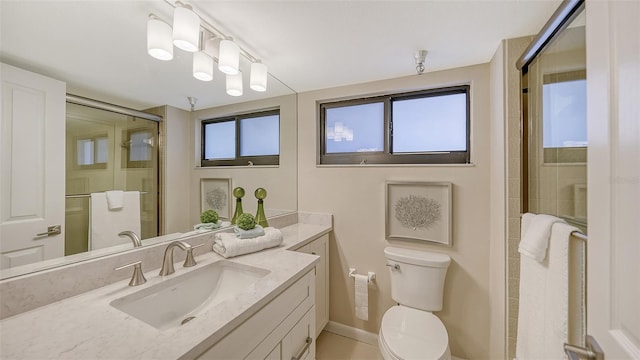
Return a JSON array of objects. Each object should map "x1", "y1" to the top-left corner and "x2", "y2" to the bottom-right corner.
[{"x1": 110, "y1": 260, "x2": 270, "y2": 330}]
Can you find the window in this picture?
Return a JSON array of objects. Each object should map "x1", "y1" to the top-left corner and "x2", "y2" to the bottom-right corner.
[
  {"x1": 75, "y1": 135, "x2": 108, "y2": 169},
  {"x1": 319, "y1": 85, "x2": 470, "y2": 165},
  {"x1": 542, "y1": 71, "x2": 587, "y2": 163},
  {"x1": 202, "y1": 110, "x2": 280, "y2": 166}
]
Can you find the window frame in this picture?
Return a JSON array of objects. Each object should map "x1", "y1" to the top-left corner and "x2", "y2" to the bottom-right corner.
[
  {"x1": 201, "y1": 109, "x2": 280, "y2": 167},
  {"x1": 318, "y1": 85, "x2": 470, "y2": 165}
]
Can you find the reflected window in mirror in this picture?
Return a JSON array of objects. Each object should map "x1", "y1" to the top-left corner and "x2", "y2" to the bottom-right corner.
[
  {"x1": 75, "y1": 135, "x2": 108, "y2": 169},
  {"x1": 122, "y1": 128, "x2": 155, "y2": 168},
  {"x1": 542, "y1": 71, "x2": 587, "y2": 163},
  {"x1": 201, "y1": 109, "x2": 280, "y2": 166}
]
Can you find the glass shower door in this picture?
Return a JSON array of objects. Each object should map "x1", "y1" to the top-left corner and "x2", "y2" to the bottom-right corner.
[{"x1": 65, "y1": 103, "x2": 158, "y2": 256}]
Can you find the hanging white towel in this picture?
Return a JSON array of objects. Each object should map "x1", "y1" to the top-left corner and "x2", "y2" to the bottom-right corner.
[
  {"x1": 105, "y1": 190, "x2": 124, "y2": 210},
  {"x1": 90, "y1": 191, "x2": 141, "y2": 250},
  {"x1": 212, "y1": 227, "x2": 283, "y2": 258},
  {"x1": 519, "y1": 213, "x2": 566, "y2": 262},
  {"x1": 516, "y1": 217, "x2": 581, "y2": 360}
]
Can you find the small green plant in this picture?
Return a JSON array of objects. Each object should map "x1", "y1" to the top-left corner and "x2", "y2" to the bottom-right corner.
[
  {"x1": 200, "y1": 209, "x2": 219, "y2": 224},
  {"x1": 236, "y1": 213, "x2": 256, "y2": 230}
]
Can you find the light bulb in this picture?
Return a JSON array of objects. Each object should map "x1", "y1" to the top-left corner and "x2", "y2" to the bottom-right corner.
[
  {"x1": 172, "y1": 5, "x2": 200, "y2": 52},
  {"x1": 218, "y1": 38, "x2": 240, "y2": 75},
  {"x1": 193, "y1": 51, "x2": 214, "y2": 81},
  {"x1": 250, "y1": 61, "x2": 268, "y2": 92},
  {"x1": 147, "y1": 15, "x2": 173, "y2": 61},
  {"x1": 226, "y1": 72, "x2": 243, "y2": 96}
]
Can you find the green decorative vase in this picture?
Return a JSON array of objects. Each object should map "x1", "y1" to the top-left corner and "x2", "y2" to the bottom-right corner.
[
  {"x1": 231, "y1": 187, "x2": 245, "y2": 225},
  {"x1": 254, "y1": 188, "x2": 268, "y2": 228}
]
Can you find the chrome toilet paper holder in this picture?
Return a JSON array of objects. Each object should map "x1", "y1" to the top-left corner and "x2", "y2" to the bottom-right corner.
[{"x1": 348, "y1": 268, "x2": 376, "y2": 284}]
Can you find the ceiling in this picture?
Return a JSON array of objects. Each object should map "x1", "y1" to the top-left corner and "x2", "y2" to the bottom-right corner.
[{"x1": 0, "y1": 0, "x2": 561, "y2": 111}]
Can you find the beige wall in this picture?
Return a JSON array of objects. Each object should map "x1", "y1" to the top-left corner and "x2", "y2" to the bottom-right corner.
[
  {"x1": 190, "y1": 94, "x2": 298, "y2": 222},
  {"x1": 501, "y1": 35, "x2": 534, "y2": 360},
  {"x1": 161, "y1": 105, "x2": 193, "y2": 234},
  {"x1": 297, "y1": 64, "x2": 491, "y2": 359},
  {"x1": 489, "y1": 40, "x2": 507, "y2": 359}
]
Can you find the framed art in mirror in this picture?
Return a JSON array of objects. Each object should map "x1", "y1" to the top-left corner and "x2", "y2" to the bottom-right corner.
[
  {"x1": 385, "y1": 181, "x2": 452, "y2": 245},
  {"x1": 200, "y1": 178, "x2": 232, "y2": 220}
]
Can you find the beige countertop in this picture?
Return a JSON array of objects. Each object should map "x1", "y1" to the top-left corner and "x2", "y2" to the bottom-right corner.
[{"x1": 0, "y1": 222, "x2": 331, "y2": 359}]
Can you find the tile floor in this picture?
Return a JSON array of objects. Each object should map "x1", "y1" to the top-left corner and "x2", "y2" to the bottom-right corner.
[{"x1": 315, "y1": 331, "x2": 382, "y2": 360}]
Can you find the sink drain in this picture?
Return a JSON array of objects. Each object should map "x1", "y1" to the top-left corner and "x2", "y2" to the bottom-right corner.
[{"x1": 181, "y1": 316, "x2": 196, "y2": 325}]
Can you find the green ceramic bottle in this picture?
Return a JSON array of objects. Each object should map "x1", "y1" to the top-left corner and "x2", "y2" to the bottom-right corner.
[
  {"x1": 254, "y1": 187, "x2": 268, "y2": 228},
  {"x1": 231, "y1": 187, "x2": 245, "y2": 225}
]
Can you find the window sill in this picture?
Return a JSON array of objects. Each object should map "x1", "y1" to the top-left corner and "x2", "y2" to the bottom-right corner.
[{"x1": 315, "y1": 163, "x2": 476, "y2": 168}]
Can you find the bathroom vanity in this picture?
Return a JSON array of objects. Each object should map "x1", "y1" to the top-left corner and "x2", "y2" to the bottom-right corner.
[{"x1": 0, "y1": 215, "x2": 332, "y2": 359}]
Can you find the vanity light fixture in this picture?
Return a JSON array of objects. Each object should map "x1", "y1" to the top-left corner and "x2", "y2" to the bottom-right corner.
[
  {"x1": 172, "y1": 2, "x2": 200, "y2": 52},
  {"x1": 226, "y1": 72, "x2": 243, "y2": 96},
  {"x1": 250, "y1": 60, "x2": 268, "y2": 92},
  {"x1": 148, "y1": 2, "x2": 269, "y2": 94},
  {"x1": 218, "y1": 37, "x2": 240, "y2": 75},
  {"x1": 147, "y1": 15, "x2": 173, "y2": 61}
]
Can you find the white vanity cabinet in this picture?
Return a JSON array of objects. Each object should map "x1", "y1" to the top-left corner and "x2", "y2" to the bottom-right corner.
[
  {"x1": 295, "y1": 234, "x2": 329, "y2": 338},
  {"x1": 196, "y1": 269, "x2": 316, "y2": 360}
]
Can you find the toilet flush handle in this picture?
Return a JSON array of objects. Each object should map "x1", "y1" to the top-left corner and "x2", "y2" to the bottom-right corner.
[{"x1": 386, "y1": 263, "x2": 400, "y2": 270}]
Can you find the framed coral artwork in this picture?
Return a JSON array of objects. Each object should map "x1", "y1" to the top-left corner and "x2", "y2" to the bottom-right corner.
[
  {"x1": 385, "y1": 181, "x2": 452, "y2": 245},
  {"x1": 200, "y1": 178, "x2": 232, "y2": 220}
]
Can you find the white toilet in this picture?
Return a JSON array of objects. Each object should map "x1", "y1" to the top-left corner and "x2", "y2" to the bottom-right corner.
[{"x1": 379, "y1": 247, "x2": 452, "y2": 360}]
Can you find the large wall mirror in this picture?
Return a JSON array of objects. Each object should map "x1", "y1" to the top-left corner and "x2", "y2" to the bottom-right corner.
[
  {"x1": 0, "y1": 1, "x2": 297, "y2": 279},
  {"x1": 520, "y1": 2, "x2": 586, "y2": 232}
]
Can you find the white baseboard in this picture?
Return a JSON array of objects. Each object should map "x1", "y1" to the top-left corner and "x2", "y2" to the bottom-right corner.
[{"x1": 323, "y1": 321, "x2": 379, "y2": 346}]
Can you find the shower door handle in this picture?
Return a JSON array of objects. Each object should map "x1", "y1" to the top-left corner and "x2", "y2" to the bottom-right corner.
[
  {"x1": 564, "y1": 335, "x2": 604, "y2": 360},
  {"x1": 36, "y1": 225, "x2": 61, "y2": 237}
]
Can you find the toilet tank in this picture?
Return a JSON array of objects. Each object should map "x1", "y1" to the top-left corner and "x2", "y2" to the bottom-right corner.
[{"x1": 384, "y1": 247, "x2": 451, "y2": 312}]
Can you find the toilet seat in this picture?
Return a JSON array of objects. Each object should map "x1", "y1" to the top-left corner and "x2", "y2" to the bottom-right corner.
[{"x1": 379, "y1": 306, "x2": 450, "y2": 360}]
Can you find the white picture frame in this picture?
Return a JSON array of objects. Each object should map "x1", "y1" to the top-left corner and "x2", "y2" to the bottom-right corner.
[
  {"x1": 200, "y1": 178, "x2": 232, "y2": 220},
  {"x1": 385, "y1": 181, "x2": 452, "y2": 245}
]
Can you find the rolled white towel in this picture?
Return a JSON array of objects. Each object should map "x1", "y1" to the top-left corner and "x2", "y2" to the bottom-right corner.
[{"x1": 213, "y1": 227, "x2": 283, "y2": 258}]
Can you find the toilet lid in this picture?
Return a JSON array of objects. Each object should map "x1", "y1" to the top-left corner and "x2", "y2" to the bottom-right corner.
[{"x1": 381, "y1": 306, "x2": 449, "y2": 360}]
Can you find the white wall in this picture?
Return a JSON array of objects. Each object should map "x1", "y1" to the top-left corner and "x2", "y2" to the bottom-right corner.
[{"x1": 297, "y1": 64, "x2": 491, "y2": 359}]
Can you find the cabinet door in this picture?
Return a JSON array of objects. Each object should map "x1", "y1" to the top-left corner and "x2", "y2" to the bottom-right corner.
[
  {"x1": 308, "y1": 235, "x2": 329, "y2": 337},
  {"x1": 0, "y1": 63, "x2": 66, "y2": 269},
  {"x1": 282, "y1": 308, "x2": 315, "y2": 360},
  {"x1": 264, "y1": 344, "x2": 280, "y2": 360}
]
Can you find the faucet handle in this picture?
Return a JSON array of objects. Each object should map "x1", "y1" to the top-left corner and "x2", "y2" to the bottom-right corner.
[
  {"x1": 184, "y1": 244, "x2": 204, "y2": 268},
  {"x1": 115, "y1": 261, "x2": 147, "y2": 286}
]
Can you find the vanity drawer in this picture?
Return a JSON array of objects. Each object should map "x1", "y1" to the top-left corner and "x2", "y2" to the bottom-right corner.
[{"x1": 197, "y1": 270, "x2": 315, "y2": 359}]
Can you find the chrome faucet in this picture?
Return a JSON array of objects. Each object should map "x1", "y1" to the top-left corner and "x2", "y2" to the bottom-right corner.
[
  {"x1": 159, "y1": 240, "x2": 197, "y2": 276},
  {"x1": 118, "y1": 231, "x2": 142, "y2": 248}
]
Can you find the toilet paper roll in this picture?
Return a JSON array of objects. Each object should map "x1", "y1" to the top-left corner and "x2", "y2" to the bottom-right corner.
[{"x1": 354, "y1": 274, "x2": 369, "y2": 321}]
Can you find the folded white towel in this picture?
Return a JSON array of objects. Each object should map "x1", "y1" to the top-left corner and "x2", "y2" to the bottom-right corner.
[
  {"x1": 213, "y1": 227, "x2": 283, "y2": 258},
  {"x1": 194, "y1": 220, "x2": 223, "y2": 231},
  {"x1": 105, "y1": 190, "x2": 125, "y2": 210},
  {"x1": 519, "y1": 213, "x2": 566, "y2": 262}
]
